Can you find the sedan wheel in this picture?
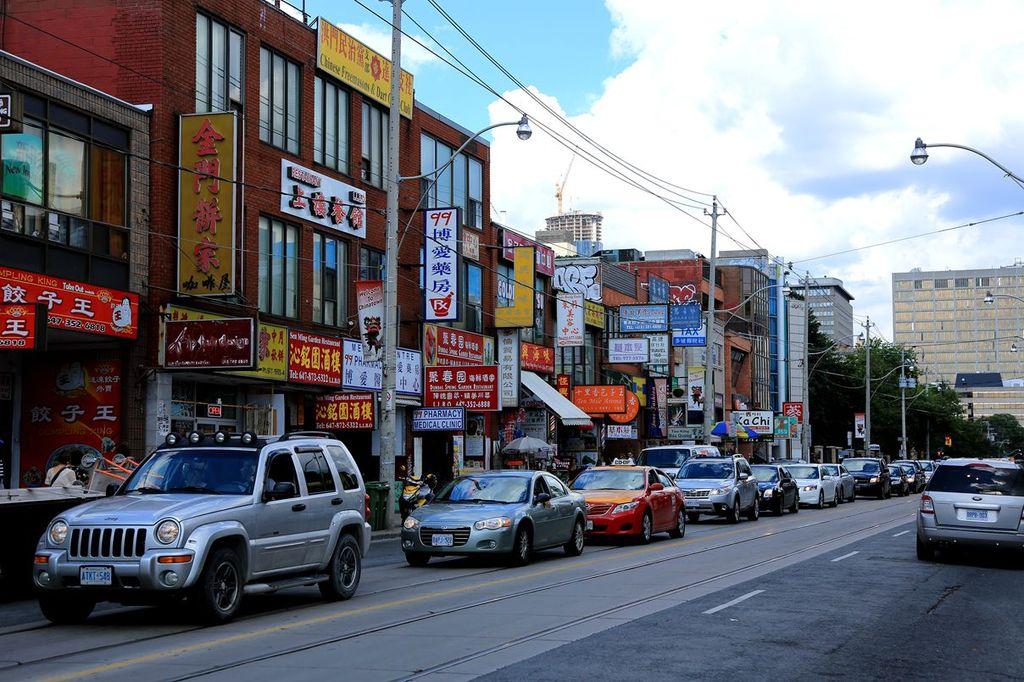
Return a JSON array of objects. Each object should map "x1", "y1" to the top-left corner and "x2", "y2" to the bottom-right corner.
[
  {"x1": 817, "y1": 490, "x2": 826, "y2": 509},
  {"x1": 639, "y1": 513, "x2": 653, "y2": 544},
  {"x1": 746, "y1": 496, "x2": 760, "y2": 521},
  {"x1": 727, "y1": 498, "x2": 741, "y2": 524},
  {"x1": 847, "y1": 486, "x2": 855, "y2": 503},
  {"x1": 564, "y1": 519, "x2": 585, "y2": 556},
  {"x1": 831, "y1": 489, "x2": 840, "y2": 508},
  {"x1": 508, "y1": 525, "x2": 532, "y2": 566},
  {"x1": 669, "y1": 508, "x2": 686, "y2": 538}
]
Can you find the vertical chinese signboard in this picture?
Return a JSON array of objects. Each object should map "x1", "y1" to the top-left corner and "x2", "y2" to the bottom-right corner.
[
  {"x1": 496, "y1": 246, "x2": 535, "y2": 328},
  {"x1": 556, "y1": 374, "x2": 571, "y2": 398},
  {"x1": 178, "y1": 112, "x2": 236, "y2": 295},
  {"x1": 497, "y1": 329, "x2": 520, "y2": 408},
  {"x1": 556, "y1": 294, "x2": 584, "y2": 347},
  {"x1": 424, "y1": 208, "x2": 459, "y2": 322}
]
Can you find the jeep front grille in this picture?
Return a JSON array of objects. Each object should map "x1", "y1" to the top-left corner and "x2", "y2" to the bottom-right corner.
[
  {"x1": 69, "y1": 527, "x2": 147, "y2": 559},
  {"x1": 420, "y1": 526, "x2": 471, "y2": 547}
]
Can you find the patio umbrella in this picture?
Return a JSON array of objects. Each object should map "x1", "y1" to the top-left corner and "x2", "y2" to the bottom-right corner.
[
  {"x1": 502, "y1": 436, "x2": 554, "y2": 455},
  {"x1": 710, "y1": 421, "x2": 731, "y2": 437},
  {"x1": 736, "y1": 425, "x2": 760, "y2": 439}
]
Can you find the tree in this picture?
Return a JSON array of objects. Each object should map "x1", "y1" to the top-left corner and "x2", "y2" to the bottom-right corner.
[{"x1": 983, "y1": 413, "x2": 1024, "y2": 455}]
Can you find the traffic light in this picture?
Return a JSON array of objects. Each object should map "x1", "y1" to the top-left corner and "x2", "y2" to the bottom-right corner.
[{"x1": 944, "y1": 435, "x2": 952, "y2": 447}]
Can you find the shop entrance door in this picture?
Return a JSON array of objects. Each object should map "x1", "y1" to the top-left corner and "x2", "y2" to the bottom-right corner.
[
  {"x1": 421, "y1": 433, "x2": 454, "y2": 488},
  {"x1": 0, "y1": 373, "x2": 12, "y2": 488}
]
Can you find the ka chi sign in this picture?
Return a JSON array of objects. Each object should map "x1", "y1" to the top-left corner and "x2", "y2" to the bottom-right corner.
[{"x1": 424, "y1": 208, "x2": 460, "y2": 322}]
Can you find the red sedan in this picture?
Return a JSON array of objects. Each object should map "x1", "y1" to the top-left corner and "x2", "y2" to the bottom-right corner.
[{"x1": 569, "y1": 466, "x2": 686, "y2": 543}]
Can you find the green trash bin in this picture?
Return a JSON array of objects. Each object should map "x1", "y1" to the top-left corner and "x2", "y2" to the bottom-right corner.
[{"x1": 365, "y1": 481, "x2": 390, "y2": 531}]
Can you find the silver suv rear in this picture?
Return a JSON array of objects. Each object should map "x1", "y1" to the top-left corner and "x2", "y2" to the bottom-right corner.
[
  {"x1": 917, "y1": 458, "x2": 1024, "y2": 560},
  {"x1": 33, "y1": 431, "x2": 371, "y2": 624}
]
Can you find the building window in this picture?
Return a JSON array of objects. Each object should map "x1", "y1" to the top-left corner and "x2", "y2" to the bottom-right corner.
[
  {"x1": 913, "y1": 280, "x2": 923, "y2": 290},
  {"x1": 420, "y1": 134, "x2": 483, "y2": 228},
  {"x1": 934, "y1": 279, "x2": 949, "y2": 289},
  {"x1": 259, "y1": 47, "x2": 300, "y2": 154},
  {"x1": 47, "y1": 131, "x2": 86, "y2": 216},
  {"x1": 468, "y1": 157, "x2": 483, "y2": 229},
  {"x1": 361, "y1": 103, "x2": 389, "y2": 188},
  {"x1": 976, "y1": 277, "x2": 991, "y2": 287},
  {"x1": 497, "y1": 262, "x2": 514, "y2": 307},
  {"x1": 258, "y1": 216, "x2": 299, "y2": 317},
  {"x1": 313, "y1": 233, "x2": 345, "y2": 326},
  {"x1": 954, "y1": 278, "x2": 969, "y2": 288},
  {"x1": 533, "y1": 275, "x2": 546, "y2": 342},
  {"x1": 314, "y1": 77, "x2": 349, "y2": 174},
  {"x1": 460, "y1": 262, "x2": 482, "y2": 333},
  {"x1": 195, "y1": 13, "x2": 244, "y2": 113},
  {"x1": 360, "y1": 246, "x2": 384, "y2": 281}
]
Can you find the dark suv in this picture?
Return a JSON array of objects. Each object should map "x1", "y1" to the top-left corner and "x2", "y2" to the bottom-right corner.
[{"x1": 843, "y1": 457, "x2": 891, "y2": 499}]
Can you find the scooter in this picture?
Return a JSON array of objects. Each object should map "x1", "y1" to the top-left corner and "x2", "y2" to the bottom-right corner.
[{"x1": 399, "y1": 474, "x2": 436, "y2": 520}]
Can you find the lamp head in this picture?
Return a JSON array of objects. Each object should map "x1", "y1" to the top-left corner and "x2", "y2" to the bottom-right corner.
[
  {"x1": 1012, "y1": 343, "x2": 1019, "y2": 353},
  {"x1": 911, "y1": 138, "x2": 928, "y2": 166},
  {"x1": 984, "y1": 291, "x2": 995, "y2": 304},
  {"x1": 516, "y1": 114, "x2": 532, "y2": 141}
]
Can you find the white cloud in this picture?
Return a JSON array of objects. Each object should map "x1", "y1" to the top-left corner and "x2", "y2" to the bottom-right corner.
[
  {"x1": 486, "y1": 0, "x2": 1024, "y2": 338},
  {"x1": 335, "y1": 22, "x2": 438, "y2": 72}
]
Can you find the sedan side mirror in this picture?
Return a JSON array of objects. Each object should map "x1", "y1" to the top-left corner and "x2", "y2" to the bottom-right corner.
[
  {"x1": 534, "y1": 492, "x2": 551, "y2": 506},
  {"x1": 263, "y1": 481, "x2": 295, "y2": 501},
  {"x1": 739, "y1": 473, "x2": 750, "y2": 481},
  {"x1": 650, "y1": 482, "x2": 664, "y2": 491}
]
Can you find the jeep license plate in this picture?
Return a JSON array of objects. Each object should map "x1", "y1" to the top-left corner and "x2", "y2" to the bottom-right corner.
[
  {"x1": 431, "y1": 534, "x2": 454, "y2": 547},
  {"x1": 80, "y1": 566, "x2": 112, "y2": 586}
]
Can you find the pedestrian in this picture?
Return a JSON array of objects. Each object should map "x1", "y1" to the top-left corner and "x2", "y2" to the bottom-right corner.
[{"x1": 45, "y1": 452, "x2": 78, "y2": 487}]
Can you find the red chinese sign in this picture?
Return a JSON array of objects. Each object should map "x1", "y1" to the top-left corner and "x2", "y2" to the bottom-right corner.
[
  {"x1": 572, "y1": 385, "x2": 627, "y2": 415},
  {"x1": 315, "y1": 392, "x2": 375, "y2": 430},
  {"x1": 424, "y1": 365, "x2": 500, "y2": 412},
  {"x1": 608, "y1": 391, "x2": 641, "y2": 424},
  {"x1": 178, "y1": 112, "x2": 236, "y2": 295},
  {"x1": 520, "y1": 342, "x2": 555, "y2": 374},
  {"x1": 19, "y1": 357, "x2": 121, "y2": 487},
  {"x1": 0, "y1": 303, "x2": 44, "y2": 349},
  {"x1": 783, "y1": 401, "x2": 804, "y2": 423},
  {"x1": 163, "y1": 318, "x2": 254, "y2": 369},
  {"x1": 288, "y1": 330, "x2": 342, "y2": 386},
  {"x1": 556, "y1": 374, "x2": 571, "y2": 399},
  {"x1": 0, "y1": 267, "x2": 138, "y2": 339},
  {"x1": 423, "y1": 323, "x2": 487, "y2": 366},
  {"x1": 502, "y1": 229, "x2": 555, "y2": 277}
]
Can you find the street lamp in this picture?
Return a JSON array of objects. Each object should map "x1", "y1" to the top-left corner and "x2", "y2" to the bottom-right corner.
[
  {"x1": 984, "y1": 291, "x2": 1024, "y2": 305},
  {"x1": 1012, "y1": 343, "x2": 1019, "y2": 353},
  {"x1": 910, "y1": 138, "x2": 928, "y2": 165},
  {"x1": 398, "y1": 115, "x2": 531, "y2": 183},
  {"x1": 910, "y1": 138, "x2": 1024, "y2": 186}
]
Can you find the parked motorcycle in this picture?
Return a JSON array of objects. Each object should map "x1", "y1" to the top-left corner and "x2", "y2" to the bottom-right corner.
[{"x1": 399, "y1": 474, "x2": 436, "y2": 520}]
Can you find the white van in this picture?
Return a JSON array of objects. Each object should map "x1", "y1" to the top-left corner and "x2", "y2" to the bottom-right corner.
[{"x1": 637, "y1": 445, "x2": 721, "y2": 479}]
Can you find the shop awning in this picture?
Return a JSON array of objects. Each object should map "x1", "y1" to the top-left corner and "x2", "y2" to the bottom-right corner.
[{"x1": 520, "y1": 371, "x2": 592, "y2": 427}]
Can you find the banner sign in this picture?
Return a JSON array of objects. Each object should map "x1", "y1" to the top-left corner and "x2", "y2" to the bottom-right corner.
[
  {"x1": 732, "y1": 410, "x2": 774, "y2": 436},
  {"x1": 647, "y1": 334, "x2": 670, "y2": 365},
  {"x1": 412, "y1": 407, "x2": 465, "y2": 431},
  {"x1": 396, "y1": 348, "x2": 423, "y2": 396},
  {"x1": 687, "y1": 366, "x2": 705, "y2": 414},
  {"x1": 163, "y1": 318, "x2": 254, "y2": 369},
  {"x1": 166, "y1": 306, "x2": 286, "y2": 381},
  {"x1": 584, "y1": 300, "x2": 605, "y2": 329},
  {"x1": 315, "y1": 392, "x2": 375, "y2": 430},
  {"x1": 424, "y1": 208, "x2": 460, "y2": 322},
  {"x1": 554, "y1": 259, "x2": 602, "y2": 302},
  {"x1": 341, "y1": 338, "x2": 381, "y2": 391},
  {"x1": 317, "y1": 22, "x2": 414, "y2": 118},
  {"x1": 462, "y1": 230, "x2": 480, "y2": 261},
  {"x1": 355, "y1": 280, "x2": 384, "y2": 362},
  {"x1": 608, "y1": 337, "x2": 649, "y2": 363},
  {"x1": 0, "y1": 303, "x2": 44, "y2": 350},
  {"x1": 607, "y1": 424, "x2": 637, "y2": 439},
  {"x1": 572, "y1": 385, "x2": 626, "y2": 414},
  {"x1": 854, "y1": 412, "x2": 866, "y2": 440},
  {"x1": 288, "y1": 330, "x2": 342, "y2": 386},
  {"x1": 18, "y1": 357, "x2": 121, "y2": 487},
  {"x1": 672, "y1": 322, "x2": 707, "y2": 347},
  {"x1": 0, "y1": 267, "x2": 138, "y2": 339},
  {"x1": 669, "y1": 425, "x2": 703, "y2": 441},
  {"x1": 178, "y1": 112, "x2": 236, "y2": 295},
  {"x1": 670, "y1": 303, "x2": 703, "y2": 330},
  {"x1": 496, "y1": 246, "x2": 535, "y2": 328},
  {"x1": 783, "y1": 401, "x2": 804, "y2": 423},
  {"x1": 279, "y1": 160, "x2": 367, "y2": 238},
  {"x1": 423, "y1": 324, "x2": 486, "y2": 366},
  {"x1": 424, "y1": 365, "x2": 500, "y2": 411},
  {"x1": 556, "y1": 374, "x2": 571, "y2": 398},
  {"x1": 619, "y1": 304, "x2": 669, "y2": 333},
  {"x1": 608, "y1": 391, "x2": 641, "y2": 424},
  {"x1": 501, "y1": 230, "x2": 555, "y2": 276},
  {"x1": 556, "y1": 293, "x2": 584, "y2": 347},
  {"x1": 521, "y1": 342, "x2": 555, "y2": 373},
  {"x1": 775, "y1": 414, "x2": 799, "y2": 439},
  {"x1": 497, "y1": 329, "x2": 520, "y2": 408},
  {"x1": 647, "y1": 274, "x2": 670, "y2": 303}
]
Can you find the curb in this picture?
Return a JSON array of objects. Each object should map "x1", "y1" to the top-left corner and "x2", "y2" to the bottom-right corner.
[{"x1": 371, "y1": 530, "x2": 402, "y2": 542}]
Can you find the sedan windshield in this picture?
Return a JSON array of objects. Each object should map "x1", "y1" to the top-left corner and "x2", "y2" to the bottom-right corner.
[
  {"x1": 122, "y1": 449, "x2": 258, "y2": 495},
  {"x1": 640, "y1": 448, "x2": 691, "y2": 469},
  {"x1": 888, "y1": 467, "x2": 903, "y2": 477},
  {"x1": 822, "y1": 466, "x2": 840, "y2": 476},
  {"x1": 844, "y1": 459, "x2": 880, "y2": 473},
  {"x1": 900, "y1": 465, "x2": 916, "y2": 475},
  {"x1": 786, "y1": 466, "x2": 819, "y2": 480},
  {"x1": 751, "y1": 466, "x2": 779, "y2": 483},
  {"x1": 928, "y1": 465, "x2": 1024, "y2": 496},
  {"x1": 680, "y1": 462, "x2": 732, "y2": 480},
  {"x1": 919, "y1": 461, "x2": 935, "y2": 471},
  {"x1": 434, "y1": 476, "x2": 530, "y2": 504},
  {"x1": 570, "y1": 469, "x2": 645, "y2": 491}
]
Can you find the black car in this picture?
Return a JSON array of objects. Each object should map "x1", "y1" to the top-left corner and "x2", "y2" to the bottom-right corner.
[
  {"x1": 843, "y1": 457, "x2": 891, "y2": 499},
  {"x1": 892, "y1": 460, "x2": 927, "y2": 493},
  {"x1": 750, "y1": 464, "x2": 800, "y2": 515},
  {"x1": 888, "y1": 465, "x2": 909, "y2": 496}
]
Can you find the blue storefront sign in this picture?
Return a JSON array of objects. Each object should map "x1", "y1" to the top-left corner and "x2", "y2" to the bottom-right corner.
[
  {"x1": 647, "y1": 274, "x2": 670, "y2": 304},
  {"x1": 672, "y1": 322, "x2": 707, "y2": 347},
  {"x1": 412, "y1": 407, "x2": 466, "y2": 431},
  {"x1": 669, "y1": 303, "x2": 702, "y2": 330},
  {"x1": 619, "y1": 304, "x2": 668, "y2": 332}
]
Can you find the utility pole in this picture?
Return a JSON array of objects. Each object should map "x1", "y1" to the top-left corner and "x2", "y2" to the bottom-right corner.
[
  {"x1": 703, "y1": 197, "x2": 723, "y2": 445},
  {"x1": 380, "y1": 0, "x2": 404, "y2": 527},
  {"x1": 863, "y1": 316, "x2": 872, "y2": 450},
  {"x1": 900, "y1": 346, "x2": 908, "y2": 459},
  {"x1": 776, "y1": 261, "x2": 787, "y2": 459},
  {"x1": 802, "y1": 272, "x2": 810, "y2": 460}
]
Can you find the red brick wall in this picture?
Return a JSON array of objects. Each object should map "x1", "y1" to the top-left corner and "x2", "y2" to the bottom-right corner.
[{"x1": 624, "y1": 258, "x2": 724, "y2": 309}]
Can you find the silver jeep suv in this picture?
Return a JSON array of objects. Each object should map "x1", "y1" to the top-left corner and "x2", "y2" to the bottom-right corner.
[{"x1": 33, "y1": 431, "x2": 372, "y2": 624}]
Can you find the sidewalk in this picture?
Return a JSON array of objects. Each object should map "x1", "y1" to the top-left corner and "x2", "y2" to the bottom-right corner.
[{"x1": 371, "y1": 529, "x2": 402, "y2": 542}]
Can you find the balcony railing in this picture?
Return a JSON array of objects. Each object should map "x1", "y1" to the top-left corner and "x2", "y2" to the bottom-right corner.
[{"x1": 264, "y1": 0, "x2": 312, "y2": 25}]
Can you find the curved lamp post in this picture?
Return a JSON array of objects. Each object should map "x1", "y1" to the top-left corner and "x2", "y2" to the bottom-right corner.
[{"x1": 911, "y1": 138, "x2": 1024, "y2": 186}]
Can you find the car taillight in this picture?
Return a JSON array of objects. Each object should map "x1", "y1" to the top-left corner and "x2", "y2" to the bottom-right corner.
[
  {"x1": 920, "y1": 495, "x2": 934, "y2": 514},
  {"x1": 365, "y1": 493, "x2": 371, "y2": 521}
]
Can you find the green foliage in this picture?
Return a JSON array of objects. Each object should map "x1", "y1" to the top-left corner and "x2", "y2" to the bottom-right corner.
[{"x1": 983, "y1": 414, "x2": 1024, "y2": 454}]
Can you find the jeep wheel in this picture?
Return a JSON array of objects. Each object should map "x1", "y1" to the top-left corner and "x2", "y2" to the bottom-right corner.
[
  {"x1": 38, "y1": 594, "x2": 94, "y2": 625},
  {"x1": 320, "y1": 534, "x2": 361, "y2": 601},
  {"x1": 196, "y1": 546, "x2": 243, "y2": 623},
  {"x1": 726, "y1": 498, "x2": 741, "y2": 524},
  {"x1": 746, "y1": 496, "x2": 760, "y2": 521}
]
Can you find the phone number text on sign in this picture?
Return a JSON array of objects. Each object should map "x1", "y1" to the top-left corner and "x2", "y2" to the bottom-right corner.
[{"x1": 424, "y1": 364, "x2": 500, "y2": 411}]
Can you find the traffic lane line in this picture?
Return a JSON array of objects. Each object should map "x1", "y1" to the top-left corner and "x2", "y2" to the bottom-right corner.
[
  {"x1": 702, "y1": 589, "x2": 765, "y2": 615},
  {"x1": 892, "y1": 530, "x2": 910, "y2": 537},
  {"x1": 830, "y1": 550, "x2": 859, "y2": 562}
]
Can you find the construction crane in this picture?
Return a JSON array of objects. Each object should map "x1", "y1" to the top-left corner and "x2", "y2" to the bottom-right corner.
[{"x1": 555, "y1": 154, "x2": 575, "y2": 214}]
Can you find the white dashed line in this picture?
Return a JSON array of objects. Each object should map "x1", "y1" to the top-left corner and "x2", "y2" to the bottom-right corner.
[
  {"x1": 703, "y1": 589, "x2": 765, "y2": 615},
  {"x1": 892, "y1": 530, "x2": 911, "y2": 537},
  {"x1": 830, "y1": 551, "x2": 859, "y2": 563}
]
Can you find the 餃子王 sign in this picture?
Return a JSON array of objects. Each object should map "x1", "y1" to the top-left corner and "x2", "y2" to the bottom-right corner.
[
  {"x1": 0, "y1": 304, "x2": 44, "y2": 350},
  {"x1": 280, "y1": 160, "x2": 366, "y2": 239},
  {"x1": 315, "y1": 392, "x2": 375, "y2": 430},
  {"x1": 424, "y1": 365, "x2": 500, "y2": 411},
  {"x1": 317, "y1": 22, "x2": 413, "y2": 118},
  {"x1": 163, "y1": 318, "x2": 254, "y2": 370},
  {"x1": 289, "y1": 330, "x2": 342, "y2": 386}
]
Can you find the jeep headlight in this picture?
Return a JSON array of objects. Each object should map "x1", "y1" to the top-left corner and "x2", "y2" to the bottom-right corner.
[
  {"x1": 762, "y1": 489, "x2": 773, "y2": 498},
  {"x1": 710, "y1": 486, "x2": 730, "y2": 495},
  {"x1": 48, "y1": 520, "x2": 68, "y2": 545},
  {"x1": 403, "y1": 516, "x2": 420, "y2": 530},
  {"x1": 869, "y1": 477, "x2": 879, "y2": 483},
  {"x1": 156, "y1": 519, "x2": 180, "y2": 545},
  {"x1": 611, "y1": 501, "x2": 639, "y2": 514},
  {"x1": 473, "y1": 517, "x2": 512, "y2": 531}
]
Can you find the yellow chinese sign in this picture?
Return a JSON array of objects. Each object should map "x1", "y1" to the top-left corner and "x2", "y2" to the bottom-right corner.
[
  {"x1": 317, "y1": 22, "x2": 414, "y2": 119},
  {"x1": 165, "y1": 306, "x2": 287, "y2": 381},
  {"x1": 584, "y1": 300, "x2": 605, "y2": 328},
  {"x1": 496, "y1": 246, "x2": 535, "y2": 328},
  {"x1": 178, "y1": 112, "x2": 236, "y2": 295}
]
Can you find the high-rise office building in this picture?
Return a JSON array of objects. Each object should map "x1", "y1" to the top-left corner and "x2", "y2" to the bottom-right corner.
[
  {"x1": 805, "y1": 277, "x2": 855, "y2": 348},
  {"x1": 892, "y1": 264, "x2": 1024, "y2": 384}
]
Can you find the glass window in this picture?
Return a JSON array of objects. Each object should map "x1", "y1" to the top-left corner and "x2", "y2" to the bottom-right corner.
[
  {"x1": 89, "y1": 146, "x2": 125, "y2": 226},
  {"x1": 544, "y1": 474, "x2": 568, "y2": 497},
  {"x1": 47, "y1": 132, "x2": 86, "y2": 216},
  {"x1": 1, "y1": 122, "x2": 44, "y2": 205},
  {"x1": 265, "y1": 451, "x2": 299, "y2": 498},
  {"x1": 259, "y1": 46, "x2": 300, "y2": 154},
  {"x1": 314, "y1": 77, "x2": 350, "y2": 174},
  {"x1": 361, "y1": 102, "x2": 389, "y2": 188},
  {"x1": 934, "y1": 279, "x2": 949, "y2": 289},
  {"x1": 461, "y1": 262, "x2": 483, "y2": 333},
  {"x1": 327, "y1": 445, "x2": 361, "y2": 490},
  {"x1": 195, "y1": 13, "x2": 244, "y2": 112},
  {"x1": 928, "y1": 463, "x2": 1024, "y2": 496},
  {"x1": 298, "y1": 450, "x2": 334, "y2": 495},
  {"x1": 954, "y1": 278, "x2": 969, "y2": 288},
  {"x1": 497, "y1": 262, "x2": 514, "y2": 307},
  {"x1": 468, "y1": 157, "x2": 483, "y2": 228},
  {"x1": 258, "y1": 216, "x2": 299, "y2": 317},
  {"x1": 313, "y1": 232, "x2": 345, "y2": 326},
  {"x1": 360, "y1": 246, "x2": 384, "y2": 281}
]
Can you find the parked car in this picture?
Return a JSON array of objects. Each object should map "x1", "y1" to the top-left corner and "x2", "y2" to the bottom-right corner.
[
  {"x1": 821, "y1": 463, "x2": 856, "y2": 503},
  {"x1": 33, "y1": 432, "x2": 372, "y2": 624},
  {"x1": 637, "y1": 445, "x2": 720, "y2": 479},
  {"x1": 917, "y1": 458, "x2": 1024, "y2": 560},
  {"x1": 889, "y1": 465, "x2": 910, "y2": 496},
  {"x1": 401, "y1": 471, "x2": 587, "y2": 566},
  {"x1": 750, "y1": 464, "x2": 799, "y2": 515},
  {"x1": 893, "y1": 460, "x2": 927, "y2": 493},
  {"x1": 784, "y1": 463, "x2": 839, "y2": 509},
  {"x1": 569, "y1": 466, "x2": 685, "y2": 543},
  {"x1": 844, "y1": 457, "x2": 892, "y2": 499},
  {"x1": 917, "y1": 460, "x2": 937, "y2": 483},
  {"x1": 675, "y1": 456, "x2": 760, "y2": 523}
]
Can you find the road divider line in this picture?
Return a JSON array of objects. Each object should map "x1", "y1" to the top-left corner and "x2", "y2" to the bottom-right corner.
[
  {"x1": 702, "y1": 589, "x2": 765, "y2": 615},
  {"x1": 893, "y1": 530, "x2": 910, "y2": 537},
  {"x1": 830, "y1": 551, "x2": 859, "y2": 562}
]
